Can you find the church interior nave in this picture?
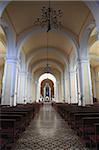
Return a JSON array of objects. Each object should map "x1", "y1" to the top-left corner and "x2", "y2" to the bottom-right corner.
[{"x1": 0, "y1": 1, "x2": 99, "y2": 150}]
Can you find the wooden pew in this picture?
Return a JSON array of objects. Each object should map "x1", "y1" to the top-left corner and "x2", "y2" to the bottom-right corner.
[
  {"x1": 71, "y1": 112, "x2": 99, "y2": 130},
  {"x1": 90, "y1": 123, "x2": 99, "y2": 149},
  {"x1": 0, "y1": 118, "x2": 17, "y2": 149},
  {"x1": 1, "y1": 111, "x2": 28, "y2": 129},
  {"x1": 68, "y1": 107, "x2": 99, "y2": 126},
  {"x1": 78, "y1": 117, "x2": 99, "y2": 146},
  {"x1": 0, "y1": 103, "x2": 41, "y2": 149},
  {"x1": 0, "y1": 114, "x2": 25, "y2": 134},
  {"x1": 0, "y1": 138, "x2": 6, "y2": 150}
]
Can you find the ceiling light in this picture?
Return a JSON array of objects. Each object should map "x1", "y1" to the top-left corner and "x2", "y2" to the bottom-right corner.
[{"x1": 34, "y1": 1, "x2": 63, "y2": 32}]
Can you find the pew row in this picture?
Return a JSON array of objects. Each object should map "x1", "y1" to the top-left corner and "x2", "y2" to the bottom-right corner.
[
  {"x1": 0, "y1": 102, "x2": 42, "y2": 150},
  {"x1": 52, "y1": 102, "x2": 99, "y2": 148}
]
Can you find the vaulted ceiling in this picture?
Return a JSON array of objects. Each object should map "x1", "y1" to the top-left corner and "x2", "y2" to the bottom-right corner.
[
  {"x1": 3, "y1": 1, "x2": 91, "y2": 37},
  {"x1": 3, "y1": 1, "x2": 92, "y2": 57},
  {"x1": 0, "y1": 1, "x2": 98, "y2": 72}
]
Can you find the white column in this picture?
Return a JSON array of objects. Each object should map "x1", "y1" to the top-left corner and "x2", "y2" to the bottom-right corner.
[
  {"x1": 65, "y1": 72, "x2": 70, "y2": 103},
  {"x1": 69, "y1": 71, "x2": 77, "y2": 104},
  {"x1": 91, "y1": 68, "x2": 96, "y2": 98},
  {"x1": 38, "y1": 81, "x2": 40, "y2": 100},
  {"x1": 78, "y1": 59, "x2": 93, "y2": 106},
  {"x1": 63, "y1": 76, "x2": 66, "y2": 101},
  {"x1": 36, "y1": 81, "x2": 40, "y2": 101},
  {"x1": 56, "y1": 81, "x2": 59, "y2": 102},
  {"x1": 2, "y1": 59, "x2": 18, "y2": 106},
  {"x1": 32, "y1": 77, "x2": 35, "y2": 101},
  {"x1": 14, "y1": 65, "x2": 19, "y2": 105},
  {"x1": 68, "y1": 71, "x2": 71, "y2": 103},
  {"x1": 27, "y1": 72, "x2": 31, "y2": 103},
  {"x1": 63, "y1": 77, "x2": 66, "y2": 102},
  {"x1": 35, "y1": 81, "x2": 38, "y2": 102},
  {"x1": 76, "y1": 68, "x2": 80, "y2": 104},
  {"x1": 17, "y1": 71, "x2": 27, "y2": 104},
  {"x1": 54, "y1": 81, "x2": 57, "y2": 101},
  {"x1": 61, "y1": 74, "x2": 64, "y2": 102},
  {"x1": 30, "y1": 74, "x2": 34, "y2": 103},
  {"x1": 27, "y1": 73, "x2": 34, "y2": 103},
  {"x1": 24, "y1": 73, "x2": 28, "y2": 103}
]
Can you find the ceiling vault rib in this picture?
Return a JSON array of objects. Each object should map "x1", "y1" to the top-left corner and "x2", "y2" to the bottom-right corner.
[
  {"x1": 79, "y1": 11, "x2": 91, "y2": 37},
  {"x1": 5, "y1": 9, "x2": 17, "y2": 36}
]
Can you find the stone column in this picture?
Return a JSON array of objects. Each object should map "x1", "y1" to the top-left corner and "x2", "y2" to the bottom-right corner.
[
  {"x1": 17, "y1": 71, "x2": 27, "y2": 104},
  {"x1": 27, "y1": 73, "x2": 34, "y2": 103},
  {"x1": 27, "y1": 72, "x2": 31, "y2": 103},
  {"x1": 78, "y1": 59, "x2": 93, "y2": 106},
  {"x1": 61, "y1": 73, "x2": 64, "y2": 102},
  {"x1": 55, "y1": 81, "x2": 59, "y2": 102},
  {"x1": 63, "y1": 75, "x2": 66, "y2": 102},
  {"x1": 64, "y1": 71, "x2": 70, "y2": 103},
  {"x1": 30, "y1": 75, "x2": 34, "y2": 102},
  {"x1": 91, "y1": 68, "x2": 96, "y2": 99},
  {"x1": 76, "y1": 67, "x2": 80, "y2": 105},
  {"x1": 69, "y1": 71, "x2": 78, "y2": 104},
  {"x1": 2, "y1": 58, "x2": 18, "y2": 106},
  {"x1": 54, "y1": 81, "x2": 57, "y2": 101},
  {"x1": 36, "y1": 81, "x2": 40, "y2": 101},
  {"x1": 35, "y1": 81, "x2": 38, "y2": 102},
  {"x1": 68, "y1": 71, "x2": 71, "y2": 103},
  {"x1": 64, "y1": 78, "x2": 67, "y2": 102}
]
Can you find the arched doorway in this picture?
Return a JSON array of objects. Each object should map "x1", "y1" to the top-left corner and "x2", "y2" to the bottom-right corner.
[
  {"x1": 41, "y1": 79, "x2": 54, "y2": 101},
  {"x1": 38, "y1": 73, "x2": 57, "y2": 102}
]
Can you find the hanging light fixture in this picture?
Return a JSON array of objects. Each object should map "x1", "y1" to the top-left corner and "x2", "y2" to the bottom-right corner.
[
  {"x1": 43, "y1": 32, "x2": 52, "y2": 74},
  {"x1": 34, "y1": 1, "x2": 63, "y2": 32},
  {"x1": 34, "y1": 1, "x2": 63, "y2": 74}
]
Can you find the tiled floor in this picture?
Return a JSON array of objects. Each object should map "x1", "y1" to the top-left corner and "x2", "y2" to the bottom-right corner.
[{"x1": 14, "y1": 103, "x2": 88, "y2": 150}]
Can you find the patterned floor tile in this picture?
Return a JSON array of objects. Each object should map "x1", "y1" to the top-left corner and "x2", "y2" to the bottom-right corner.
[{"x1": 14, "y1": 104, "x2": 89, "y2": 150}]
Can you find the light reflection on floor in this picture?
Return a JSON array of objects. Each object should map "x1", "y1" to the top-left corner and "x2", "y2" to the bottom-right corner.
[{"x1": 14, "y1": 103, "x2": 88, "y2": 150}]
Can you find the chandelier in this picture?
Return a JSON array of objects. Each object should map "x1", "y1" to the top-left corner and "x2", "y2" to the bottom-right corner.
[
  {"x1": 34, "y1": 1, "x2": 63, "y2": 32},
  {"x1": 44, "y1": 63, "x2": 52, "y2": 74},
  {"x1": 34, "y1": 1, "x2": 63, "y2": 74},
  {"x1": 43, "y1": 32, "x2": 52, "y2": 74}
]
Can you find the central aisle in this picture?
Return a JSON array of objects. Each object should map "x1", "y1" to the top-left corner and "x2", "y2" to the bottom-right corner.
[{"x1": 14, "y1": 104, "x2": 88, "y2": 150}]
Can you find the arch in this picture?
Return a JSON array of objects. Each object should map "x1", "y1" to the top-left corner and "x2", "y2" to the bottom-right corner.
[
  {"x1": 31, "y1": 59, "x2": 63, "y2": 75},
  {"x1": 27, "y1": 47, "x2": 68, "y2": 72},
  {"x1": 0, "y1": 1, "x2": 10, "y2": 17},
  {"x1": 0, "y1": 18, "x2": 17, "y2": 59},
  {"x1": 38, "y1": 73, "x2": 57, "y2": 101},
  {"x1": 84, "y1": 1, "x2": 99, "y2": 31},
  {"x1": 17, "y1": 26, "x2": 78, "y2": 59},
  {"x1": 41, "y1": 79, "x2": 54, "y2": 100},
  {"x1": 39, "y1": 74, "x2": 56, "y2": 86},
  {"x1": 79, "y1": 21, "x2": 95, "y2": 59},
  {"x1": 1, "y1": 1, "x2": 98, "y2": 43}
]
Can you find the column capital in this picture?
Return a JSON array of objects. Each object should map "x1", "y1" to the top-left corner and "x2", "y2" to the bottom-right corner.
[
  {"x1": 69, "y1": 70, "x2": 76, "y2": 74},
  {"x1": 77, "y1": 58, "x2": 89, "y2": 64},
  {"x1": 27, "y1": 72, "x2": 33, "y2": 80},
  {"x1": 19, "y1": 71, "x2": 27, "y2": 74},
  {"x1": 6, "y1": 57, "x2": 18, "y2": 64}
]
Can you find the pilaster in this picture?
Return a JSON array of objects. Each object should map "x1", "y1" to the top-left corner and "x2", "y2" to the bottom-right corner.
[
  {"x1": 78, "y1": 58, "x2": 93, "y2": 106},
  {"x1": 2, "y1": 58, "x2": 18, "y2": 106},
  {"x1": 69, "y1": 70, "x2": 78, "y2": 104},
  {"x1": 17, "y1": 71, "x2": 27, "y2": 104}
]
